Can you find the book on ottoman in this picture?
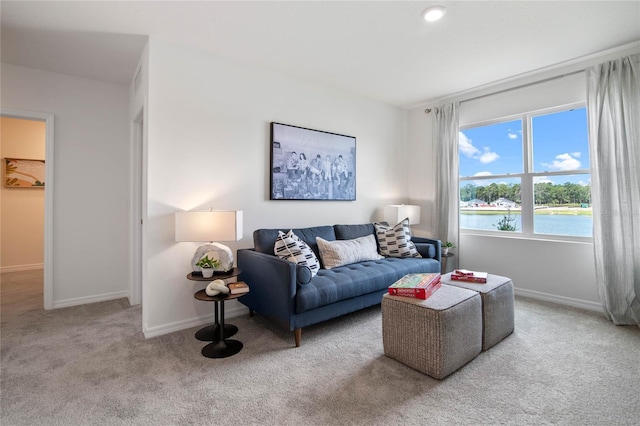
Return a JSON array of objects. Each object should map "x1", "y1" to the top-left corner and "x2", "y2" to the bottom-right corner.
[
  {"x1": 388, "y1": 273, "x2": 441, "y2": 299},
  {"x1": 451, "y1": 269, "x2": 488, "y2": 283}
]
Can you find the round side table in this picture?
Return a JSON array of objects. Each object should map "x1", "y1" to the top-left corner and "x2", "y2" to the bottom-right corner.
[
  {"x1": 187, "y1": 269, "x2": 242, "y2": 342},
  {"x1": 193, "y1": 290, "x2": 244, "y2": 359}
]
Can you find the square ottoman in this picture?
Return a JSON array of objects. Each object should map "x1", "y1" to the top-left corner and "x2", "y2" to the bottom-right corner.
[
  {"x1": 443, "y1": 273, "x2": 514, "y2": 350},
  {"x1": 382, "y1": 285, "x2": 482, "y2": 380}
]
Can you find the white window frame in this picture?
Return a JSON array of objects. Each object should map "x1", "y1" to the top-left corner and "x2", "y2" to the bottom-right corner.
[{"x1": 459, "y1": 102, "x2": 592, "y2": 243}]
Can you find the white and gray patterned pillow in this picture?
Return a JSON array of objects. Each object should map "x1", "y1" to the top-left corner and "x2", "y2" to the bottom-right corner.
[
  {"x1": 375, "y1": 218, "x2": 422, "y2": 258},
  {"x1": 316, "y1": 235, "x2": 383, "y2": 269},
  {"x1": 274, "y1": 230, "x2": 320, "y2": 276}
]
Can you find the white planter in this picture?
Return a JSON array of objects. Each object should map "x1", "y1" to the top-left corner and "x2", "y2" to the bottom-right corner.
[
  {"x1": 442, "y1": 248, "x2": 449, "y2": 255},
  {"x1": 202, "y1": 268, "x2": 214, "y2": 278}
]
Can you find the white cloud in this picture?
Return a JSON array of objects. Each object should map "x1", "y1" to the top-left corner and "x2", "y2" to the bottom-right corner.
[
  {"x1": 571, "y1": 151, "x2": 582, "y2": 158},
  {"x1": 533, "y1": 176, "x2": 553, "y2": 184},
  {"x1": 459, "y1": 131, "x2": 499, "y2": 164},
  {"x1": 472, "y1": 171, "x2": 493, "y2": 186},
  {"x1": 479, "y1": 148, "x2": 500, "y2": 164},
  {"x1": 459, "y1": 131, "x2": 480, "y2": 158},
  {"x1": 507, "y1": 128, "x2": 521, "y2": 139},
  {"x1": 542, "y1": 153, "x2": 582, "y2": 171}
]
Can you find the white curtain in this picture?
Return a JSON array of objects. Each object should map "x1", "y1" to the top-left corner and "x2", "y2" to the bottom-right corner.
[
  {"x1": 586, "y1": 54, "x2": 640, "y2": 326},
  {"x1": 434, "y1": 102, "x2": 460, "y2": 265}
]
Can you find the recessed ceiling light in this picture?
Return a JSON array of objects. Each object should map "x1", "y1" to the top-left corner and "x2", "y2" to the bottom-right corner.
[{"x1": 422, "y1": 5, "x2": 446, "y2": 22}]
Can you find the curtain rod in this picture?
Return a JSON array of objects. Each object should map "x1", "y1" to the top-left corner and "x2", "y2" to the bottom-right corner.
[{"x1": 424, "y1": 68, "x2": 586, "y2": 115}]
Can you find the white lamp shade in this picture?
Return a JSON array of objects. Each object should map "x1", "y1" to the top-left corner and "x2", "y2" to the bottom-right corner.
[
  {"x1": 175, "y1": 210, "x2": 243, "y2": 242},
  {"x1": 384, "y1": 205, "x2": 421, "y2": 225}
]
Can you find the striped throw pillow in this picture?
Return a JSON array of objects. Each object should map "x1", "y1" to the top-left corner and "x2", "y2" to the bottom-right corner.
[
  {"x1": 274, "y1": 230, "x2": 320, "y2": 277},
  {"x1": 375, "y1": 218, "x2": 422, "y2": 258}
]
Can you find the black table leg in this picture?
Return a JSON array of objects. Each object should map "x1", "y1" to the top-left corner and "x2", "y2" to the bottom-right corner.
[
  {"x1": 194, "y1": 324, "x2": 238, "y2": 342},
  {"x1": 201, "y1": 300, "x2": 243, "y2": 358},
  {"x1": 195, "y1": 302, "x2": 238, "y2": 341}
]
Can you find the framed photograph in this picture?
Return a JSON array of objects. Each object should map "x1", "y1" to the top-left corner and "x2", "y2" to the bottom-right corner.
[
  {"x1": 270, "y1": 122, "x2": 356, "y2": 200},
  {"x1": 3, "y1": 158, "x2": 45, "y2": 188}
]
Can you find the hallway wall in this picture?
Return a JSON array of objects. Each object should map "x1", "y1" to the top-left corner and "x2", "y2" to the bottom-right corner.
[{"x1": 1, "y1": 64, "x2": 131, "y2": 307}]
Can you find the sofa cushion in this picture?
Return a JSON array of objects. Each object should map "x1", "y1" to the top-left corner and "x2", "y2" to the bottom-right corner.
[
  {"x1": 296, "y1": 257, "x2": 440, "y2": 314},
  {"x1": 254, "y1": 226, "x2": 336, "y2": 258},
  {"x1": 296, "y1": 264, "x2": 313, "y2": 285},
  {"x1": 413, "y1": 237, "x2": 440, "y2": 259},
  {"x1": 375, "y1": 219, "x2": 422, "y2": 258},
  {"x1": 316, "y1": 235, "x2": 383, "y2": 269},
  {"x1": 274, "y1": 230, "x2": 320, "y2": 277},
  {"x1": 414, "y1": 242, "x2": 436, "y2": 259},
  {"x1": 334, "y1": 223, "x2": 376, "y2": 240}
]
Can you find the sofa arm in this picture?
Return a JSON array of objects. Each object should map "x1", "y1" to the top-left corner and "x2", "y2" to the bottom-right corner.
[
  {"x1": 413, "y1": 237, "x2": 442, "y2": 263},
  {"x1": 237, "y1": 248, "x2": 298, "y2": 330}
]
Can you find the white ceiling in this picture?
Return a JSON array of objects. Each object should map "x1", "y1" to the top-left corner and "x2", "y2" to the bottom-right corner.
[{"x1": 2, "y1": 1, "x2": 639, "y2": 108}]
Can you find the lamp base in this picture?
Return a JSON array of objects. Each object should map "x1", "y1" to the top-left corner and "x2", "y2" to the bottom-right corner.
[{"x1": 190, "y1": 243, "x2": 234, "y2": 273}]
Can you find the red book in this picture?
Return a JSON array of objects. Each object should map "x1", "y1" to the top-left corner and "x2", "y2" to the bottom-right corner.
[
  {"x1": 453, "y1": 269, "x2": 475, "y2": 276},
  {"x1": 451, "y1": 271, "x2": 488, "y2": 283},
  {"x1": 388, "y1": 273, "x2": 441, "y2": 299}
]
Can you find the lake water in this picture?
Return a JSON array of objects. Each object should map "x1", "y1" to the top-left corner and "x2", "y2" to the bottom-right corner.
[{"x1": 460, "y1": 214, "x2": 593, "y2": 237}]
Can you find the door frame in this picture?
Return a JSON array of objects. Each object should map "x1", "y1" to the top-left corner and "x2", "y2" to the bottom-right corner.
[
  {"x1": 129, "y1": 109, "x2": 144, "y2": 306},
  {"x1": 1, "y1": 109, "x2": 55, "y2": 310}
]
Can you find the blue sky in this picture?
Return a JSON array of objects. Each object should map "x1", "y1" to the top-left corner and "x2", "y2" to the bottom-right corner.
[{"x1": 459, "y1": 107, "x2": 590, "y2": 186}]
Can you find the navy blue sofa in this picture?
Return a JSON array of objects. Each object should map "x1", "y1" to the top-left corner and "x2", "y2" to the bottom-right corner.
[{"x1": 237, "y1": 223, "x2": 441, "y2": 347}]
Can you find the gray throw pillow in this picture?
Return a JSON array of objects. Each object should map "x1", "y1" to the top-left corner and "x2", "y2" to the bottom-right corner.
[{"x1": 316, "y1": 234, "x2": 383, "y2": 269}]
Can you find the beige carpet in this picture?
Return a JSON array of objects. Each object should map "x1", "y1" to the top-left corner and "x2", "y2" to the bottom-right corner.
[{"x1": 1, "y1": 271, "x2": 639, "y2": 425}]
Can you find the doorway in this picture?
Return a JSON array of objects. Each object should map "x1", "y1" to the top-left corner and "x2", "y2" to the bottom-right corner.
[{"x1": 1, "y1": 109, "x2": 54, "y2": 309}]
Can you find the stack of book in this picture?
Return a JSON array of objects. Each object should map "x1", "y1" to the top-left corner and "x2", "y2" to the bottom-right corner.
[
  {"x1": 451, "y1": 269, "x2": 488, "y2": 283},
  {"x1": 388, "y1": 273, "x2": 441, "y2": 300}
]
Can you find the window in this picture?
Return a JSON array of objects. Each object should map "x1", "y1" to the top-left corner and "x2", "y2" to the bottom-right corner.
[{"x1": 459, "y1": 105, "x2": 591, "y2": 239}]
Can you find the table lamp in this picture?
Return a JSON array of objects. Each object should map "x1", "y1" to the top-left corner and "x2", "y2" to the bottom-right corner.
[
  {"x1": 384, "y1": 204, "x2": 421, "y2": 226},
  {"x1": 175, "y1": 210, "x2": 243, "y2": 276}
]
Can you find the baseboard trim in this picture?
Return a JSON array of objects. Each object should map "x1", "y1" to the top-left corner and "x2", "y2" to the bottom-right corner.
[
  {"x1": 143, "y1": 302, "x2": 248, "y2": 339},
  {"x1": 514, "y1": 287, "x2": 603, "y2": 313},
  {"x1": 53, "y1": 290, "x2": 130, "y2": 309},
  {"x1": 1, "y1": 263, "x2": 44, "y2": 273}
]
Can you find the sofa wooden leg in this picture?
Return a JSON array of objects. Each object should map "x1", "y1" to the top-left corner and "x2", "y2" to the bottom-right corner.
[
  {"x1": 249, "y1": 309, "x2": 255, "y2": 317},
  {"x1": 294, "y1": 328, "x2": 301, "y2": 347}
]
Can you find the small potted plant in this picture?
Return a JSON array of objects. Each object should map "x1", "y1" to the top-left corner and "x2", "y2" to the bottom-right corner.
[
  {"x1": 195, "y1": 255, "x2": 221, "y2": 278},
  {"x1": 442, "y1": 241, "x2": 456, "y2": 256}
]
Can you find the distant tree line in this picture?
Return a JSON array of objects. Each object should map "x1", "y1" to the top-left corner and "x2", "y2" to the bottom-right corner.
[{"x1": 460, "y1": 181, "x2": 591, "y2": 206}]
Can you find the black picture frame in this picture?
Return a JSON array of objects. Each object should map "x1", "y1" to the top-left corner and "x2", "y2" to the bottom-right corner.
[{"x1": 270, "y1": 122, "x2": 356, "y2": 201}]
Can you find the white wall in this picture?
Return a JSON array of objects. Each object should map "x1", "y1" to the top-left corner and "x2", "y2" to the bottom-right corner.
[
  {"x1": 407, "y1": 107, "x2": 437, "y2": 237},
  {"x1": 142, "y1": 40, "x2": 409, "y2": 337},
  {"x1": 1, "y1": 64, "x2": 131, "y2": 307},
  {"x1": 460, "y1": 234, "x2": 599, "y2": 308},
  {"x1": 407, "y1": 44, "x2": 640, "y2": 312},
  {"x1": 1, "y1": 117, "x2": 46, "y2": 271}
]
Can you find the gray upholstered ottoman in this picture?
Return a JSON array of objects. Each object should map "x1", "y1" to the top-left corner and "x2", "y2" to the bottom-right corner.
[
  {"x1": 382, "y1": 285, "x2": 482, "y2": 380},
  {"x1": 443, "y1": 273, "x2": 515, "y2": 350}
]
